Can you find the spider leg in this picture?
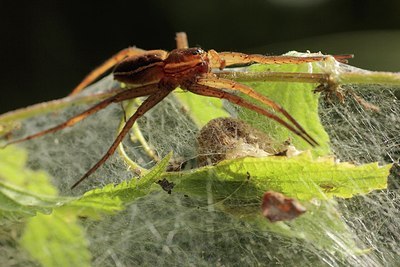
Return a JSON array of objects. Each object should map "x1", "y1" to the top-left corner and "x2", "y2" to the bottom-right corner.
[
  {"x1": 71, "y1": 87, "x2": 172, "y2": 189},
  {"x1": 209, "y1": 51, "x2": 352, "y2": 68},
  {"x1": 330, "y1": 54, "x2": 354, "y2": 64},
  {"x1": 188, "y1": 84, "x2": 317, "y2": 147},
  {"x1": 4, "y1": 84, "x2": 159, "y2": 147},
  {"x1": 197, "y1": 75, "x2": 318, "y2": 146},
  {"x1": 175, "y1": 32, "x2": 189, "y2": 49},
  {"x1": 69, "y1": 47, "x2": 146, "y2": 96}
]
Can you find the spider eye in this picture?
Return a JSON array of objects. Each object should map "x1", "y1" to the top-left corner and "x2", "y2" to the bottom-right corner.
[{"x1": 191, "y1": 48, "x2": 203, "y2": 55}]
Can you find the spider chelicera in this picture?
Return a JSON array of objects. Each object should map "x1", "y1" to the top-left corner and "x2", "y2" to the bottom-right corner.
[{"x1": 5, "y1": 32, "x2": 347, "y2": 188}]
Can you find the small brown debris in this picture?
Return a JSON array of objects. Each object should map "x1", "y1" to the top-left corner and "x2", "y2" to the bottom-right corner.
[
  {"x1": 156, "y1": 178, "x2": 175, "y2": 194},
  {"x1": 261, "y1": 191, "x2": 306, "y2": 222}
]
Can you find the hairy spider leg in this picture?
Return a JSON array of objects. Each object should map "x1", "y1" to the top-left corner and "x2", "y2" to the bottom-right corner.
[
  {"x1": 188, "y1": 84, "x2": 315, "y2": 145},
  {"x1": 211, "y1": 52, "x2": 353, "y2": 67},
  {"x1": 71, "y1": 87, "x2": 173, "y2": 189},
  {"x1": 69, "y1": 47, "x2": 146, "y2": 96},
  {"x1": 175, "y1": 32, "x2": 189, "y2": 49},
  {"x1": 197, "y1": 75, "x2": 318, "y2": 146},
  {"x1": 4, "y1": 84, "x2": 159, "y2": 148},
  {"x1": 329, "y1": 54, "x2": 354, "y2": 63},
  {"x1": 214, "y1": 52, "x2": 332, "y2": 67}
]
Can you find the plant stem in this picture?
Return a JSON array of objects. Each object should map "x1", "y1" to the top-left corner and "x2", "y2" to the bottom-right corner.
[
  {"x1": 0, "y1": 88, "x2": 124, "y2": 123},
  {"x1": 217, "y1": 68, "x2": 400, "y2": 87}
]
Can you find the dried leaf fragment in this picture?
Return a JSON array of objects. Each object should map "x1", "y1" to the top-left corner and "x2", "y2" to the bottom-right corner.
[{"x1": 261, "y1": 191, "x2": 306, "y2": 222}]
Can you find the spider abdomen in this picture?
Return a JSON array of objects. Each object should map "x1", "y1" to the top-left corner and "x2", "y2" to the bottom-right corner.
[{"x1": 113, "y1": 50, "x2": 167, "y2": 85}]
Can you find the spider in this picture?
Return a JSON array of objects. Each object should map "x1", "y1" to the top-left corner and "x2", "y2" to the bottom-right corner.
[{"x1": 4, "y1": 32, "x2": 348, "y2": 189}]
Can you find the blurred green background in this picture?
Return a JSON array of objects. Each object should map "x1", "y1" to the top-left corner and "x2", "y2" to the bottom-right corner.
[{"x1": 0, "y1": 0, "x2": 399, "y2": 113}]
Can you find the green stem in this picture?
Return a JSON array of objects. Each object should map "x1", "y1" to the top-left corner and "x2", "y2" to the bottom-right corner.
[
  {"x1": 0, "y1": 88, "x2": 124, "y2": 123},
  {"x1": 339, "y1": 71, "x2": 400, "y2": 85},
  {"x1": 216, "y1": 71, "x2": 329, "y2": 83},
  {"x1": 216, "y1": 68, "x2": 400, "y2": 87},
  {"x1": 116, "y1": 100, "x2": 149, "y2": 174}
]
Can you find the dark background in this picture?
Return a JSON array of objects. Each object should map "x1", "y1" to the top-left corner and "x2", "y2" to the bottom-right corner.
[{"x1": 1, "y1": 0, "x2": 400, "y2": 113}]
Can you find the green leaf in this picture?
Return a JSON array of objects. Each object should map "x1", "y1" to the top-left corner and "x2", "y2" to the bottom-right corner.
[
  {"x1": 240, "y1": 62, "x2": 331, "y2": 156},
  {"x1": 257, "y1": 199, "x2": 359, "y2": 255},
  {"x1": 0, "y1": 145, "x2": 93, "y2": 266},
  {"x1": 0, "y1": 180, "x2": 67, "y2": 223},
  {"x1": 0, "y1": 146, "x2": 170, "y2": 267},
  {"x1": 159, "y1": 152, "x2": 390, "y2": 255},
  {"x1": 0, "y1": 146, "x2": 57, "y2": 195},
  {"x1": 0, "y1": 146, "x2": 68, "y2": 223},
  {"x1": 0, "y1": 146, "x2": 172, "y2": 225},
  {"x1": 78, "y1": 152, "x2": 172, "y2": 204},
  {"x1": 162, "y1": 152, "x2": 390, "y2": 201},
  {"x1": 0, "y1": 146, "x2": 123, "y2": 224},
  {"x1": 20, "y1": 210, "x2": 91, "y2": 267},
  {"x1": 173, "y1": 88, "x2": 230, "y2": 128}
]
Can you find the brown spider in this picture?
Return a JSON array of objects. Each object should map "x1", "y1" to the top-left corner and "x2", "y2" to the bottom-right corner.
[{"x1": 5, "y1": 32, "x2": 345, "y2": 189}]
